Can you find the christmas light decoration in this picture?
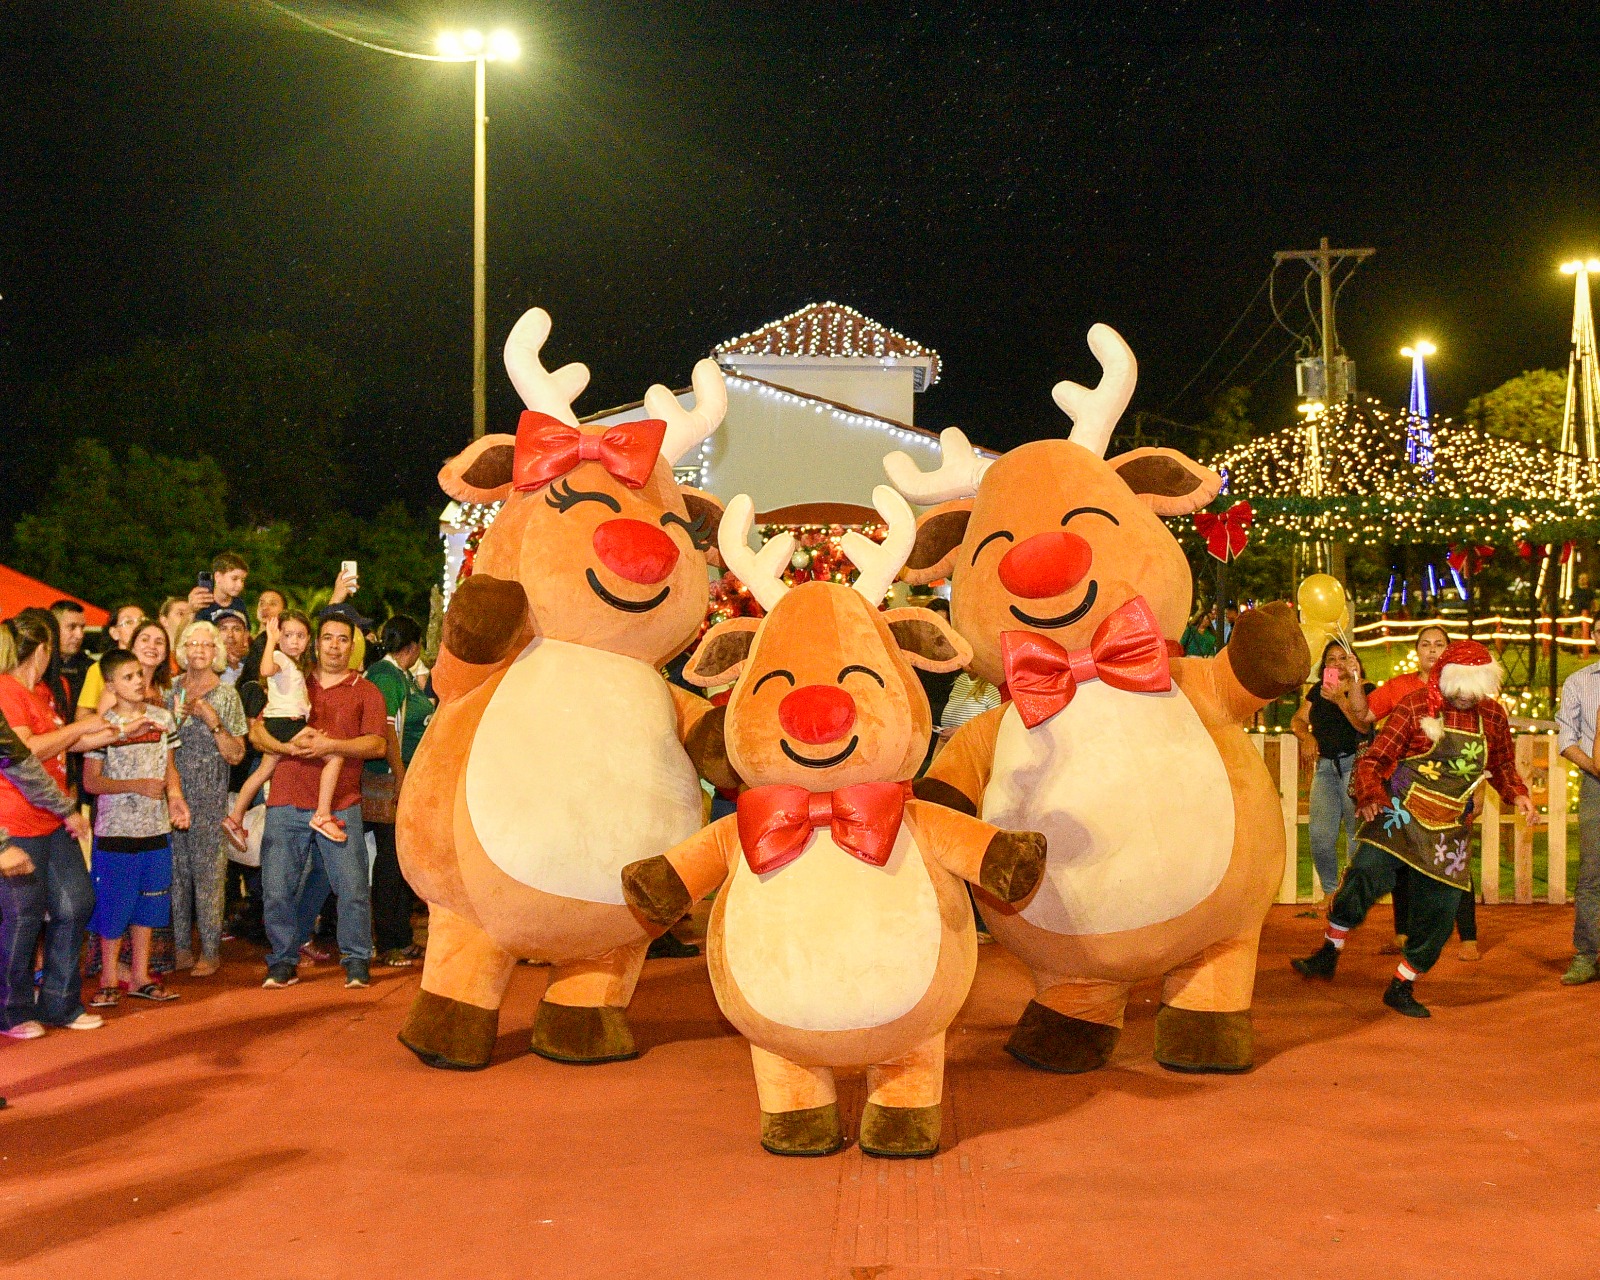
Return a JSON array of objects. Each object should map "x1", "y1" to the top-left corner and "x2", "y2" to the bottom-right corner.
[
  {"x1": 1210, "y1": 396, "x2": 1600, "y2": 544},
  {"x1": 698, "y1": 519, "x2": 891, "y2": 639},
  {"x1": 714, "y1": 301, "x2": 943, "y2": 387}
]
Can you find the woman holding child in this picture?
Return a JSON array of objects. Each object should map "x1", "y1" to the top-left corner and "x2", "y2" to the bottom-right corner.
[{"x1": 168, "y1": 621, "x2": 247, "y2": 976}]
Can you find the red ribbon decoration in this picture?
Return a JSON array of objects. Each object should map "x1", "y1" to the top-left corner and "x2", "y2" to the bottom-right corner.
[
  {"x1": 1000, "y1": 596, "x2": 1172, "y2": 730},
  {"x1": 1192, "y1": 501, "x2": 1252, "y2": 562},
  {"x1": 512, "y1": 412, "x2": 667, "y2": 492},
  {"x1": 736, "y1": 781, "x2": 911, "y2": 875},
  {"x1": 1446, "y1": 544, "x2": 1495, "y2": 576}
]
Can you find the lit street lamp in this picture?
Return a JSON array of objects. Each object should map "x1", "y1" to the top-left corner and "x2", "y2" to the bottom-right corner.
[
  {"x1": 1399, "y1": 340, "x2": 1436, "y2": 419},
  {"x1": 438, "y1": 28, "x2": 521, "y2": 440}
]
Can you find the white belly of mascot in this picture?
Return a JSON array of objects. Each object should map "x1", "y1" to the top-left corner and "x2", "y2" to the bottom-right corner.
[
  {"x1": 982, "y1": 682, "x2": 1234, "y2": 936},
  {"x1": 721, "y1": 826, "x2": 940, "y2": 1032},
  {"x1": 464, "y1": 637, "x2": 705, "y2": 904}
]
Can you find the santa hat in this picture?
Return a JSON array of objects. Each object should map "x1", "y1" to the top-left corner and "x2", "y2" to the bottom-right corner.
[{"x1": 1421, "y1": 640, "x2": 1502, "y2": 741}]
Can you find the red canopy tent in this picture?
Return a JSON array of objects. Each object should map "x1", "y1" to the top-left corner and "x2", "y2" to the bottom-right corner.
[{"x1": 0, "y1": 564, "x2": 109, "y2": 627}]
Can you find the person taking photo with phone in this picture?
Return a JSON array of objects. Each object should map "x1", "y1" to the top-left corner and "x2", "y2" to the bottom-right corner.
[{"x1": 1292, "y1": 641, "x2": 1375, "y2": 909}]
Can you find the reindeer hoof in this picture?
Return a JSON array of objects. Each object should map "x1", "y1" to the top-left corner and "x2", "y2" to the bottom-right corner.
[
  {"x1": 1154, "y1": 1005, "x2": 1253, "y2": 1074},
  {"x1": 979, "y1": 830, "x2": 1047, "y2": 904},
  {"x1": 859, "y1": 1102, "x2": 941, "y2": 1159},
  {"x1": 399, "y1": 989, "x2": 498, "y2": 1070},
  {"x1": 760, "y1": 1103, "x2": 844, "y2": 1157},
  {"x1": 1005, "y1": 1000, "x2": 1118, "y2": 1073},
  {"x1": 1226, "y1": 600, "x2": 1311, "y2": 700},
  {"x1": 622, "y1": 855, "x2": 691, "y2": 929},
  {"x1": 530, "y1": 1001, "x2": 639, "y2": 1064}
]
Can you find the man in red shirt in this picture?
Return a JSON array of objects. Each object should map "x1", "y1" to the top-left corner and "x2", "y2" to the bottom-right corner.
[
  {"x1": 249, "y1": 616, "x2": 386, "y2": 991},
  {"x1": 1293, "y1": 642, "x2": 1537, "y2": 1018}
]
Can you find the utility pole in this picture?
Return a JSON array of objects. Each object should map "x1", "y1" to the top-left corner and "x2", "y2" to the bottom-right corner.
[{"x1": 1275, "y1": 236, "x2": 1375, "y2": 587}]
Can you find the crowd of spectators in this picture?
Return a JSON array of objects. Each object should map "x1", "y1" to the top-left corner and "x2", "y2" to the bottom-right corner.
[{"x1": 0, "y1": 551, "x2": 434, "y2": 1043}]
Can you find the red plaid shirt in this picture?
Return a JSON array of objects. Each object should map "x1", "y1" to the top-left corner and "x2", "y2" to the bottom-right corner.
[{"x1": 1351, "y1": 688, "x2": 1527, "y2": 812}]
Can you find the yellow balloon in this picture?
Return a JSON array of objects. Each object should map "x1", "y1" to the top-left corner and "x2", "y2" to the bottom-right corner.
[
  {"x1": 1299, "y1": 620, "x2": 1332, "y2": 667},
  {"x1": 1298, "y1": 574, "x2": 1347, "y2": 626}
]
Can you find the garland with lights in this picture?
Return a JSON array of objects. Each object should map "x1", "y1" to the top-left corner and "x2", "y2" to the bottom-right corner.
[
  {"x1": 1208, "y1": 397, "x2": 1600, "y2": 544},
  {"x1": 714, "y1": 301, "x2": 942, "y2": 386},
  {"x1": 702, "y1": 521, "x2": 889, "y2": 636}
]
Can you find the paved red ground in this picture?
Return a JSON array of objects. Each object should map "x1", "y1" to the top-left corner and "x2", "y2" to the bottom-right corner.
[{"x1": 2, "y1": 905, "x2": 1597, "y2": 1280}]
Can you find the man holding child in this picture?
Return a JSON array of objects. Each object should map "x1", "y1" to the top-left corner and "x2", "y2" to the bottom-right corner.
[{"x1": 250, "y1": 614, "x2": 386, "y2": 991}]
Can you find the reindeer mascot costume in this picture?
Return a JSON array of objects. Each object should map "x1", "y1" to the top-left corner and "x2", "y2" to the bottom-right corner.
[
  {"x1": 397, "y1": 307, "x2": 730, "y2": 1071},
  {"x1": 886, "y1": 325, "x2": 1310, "y2": 1075},
  {"x1": 622, "y1": 488, "x2": 1048, "y2": 1158}
]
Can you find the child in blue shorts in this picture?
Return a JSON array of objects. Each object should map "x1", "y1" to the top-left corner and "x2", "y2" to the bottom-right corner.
[{"x1": 84, "y1": 651, "x2": 190, "y2": 1006}]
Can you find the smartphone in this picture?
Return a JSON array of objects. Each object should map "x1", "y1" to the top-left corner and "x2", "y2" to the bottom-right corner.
[
  {"x1": 198, "y1": 571, "x2": 214, "y2": 592},
  {"x1": 1321, "y1": 666, "x2": 1341, "y2": 694},
  {"x1": 341, "y1": 560, "x2": 359, "y2": 591}
]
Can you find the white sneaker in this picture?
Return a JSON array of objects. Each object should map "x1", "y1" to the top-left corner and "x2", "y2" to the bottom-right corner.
[
  {"x1": 62, "y1": 1012, "x2": 104, "y2": 1031},
  {"x1": 1, "y1": 1020, "x2": 45, "y2": 1040}
]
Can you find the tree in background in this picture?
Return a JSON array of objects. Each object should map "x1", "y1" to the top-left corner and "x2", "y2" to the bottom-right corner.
[{"x1": 1464, "y1": 369, "x2": 1566, "y2": 447}]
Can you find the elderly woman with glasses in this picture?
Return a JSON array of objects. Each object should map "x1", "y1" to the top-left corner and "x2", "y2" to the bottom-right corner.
[{"x1": 167, "y1": 621, "x2": 247, "y2": 976}]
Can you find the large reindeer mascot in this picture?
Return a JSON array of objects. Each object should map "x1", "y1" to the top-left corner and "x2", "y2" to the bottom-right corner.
[
  {"x1": 397, "y1": 308, "x2": 730, "y2": 1070},
  {"x1": 885, "y1": 325, "x2": 1309, "y2": 1075},
  {"x1": 621, "y1": 488, "x2": 1047, "y2": 1158}
]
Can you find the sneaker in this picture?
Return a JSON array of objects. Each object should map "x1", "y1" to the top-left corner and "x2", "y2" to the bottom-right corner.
[
  {"x1": 61, "y1": 1012, "x2": 105, "y2": 1031},
  {"x1": 262, "y1": 963, "x2": 300, "y2": 989},
  {"x1": 646, "y1": 933, "x2": 701, "y2": 960},
  {"x1": 1292, "y1": 940, "x2": 1340, "y2": 979},
  {"x1": 1560, "y1": 954, "x2": 1598, "y2": 986},
  {"x1": 1, "y1": 1020, "x2": 45, "y2": 1040},
  {"x1": 1383, "y1": 977, "x2": 1431, "y2": 1018},
  {"x1": 299, "y1": 941, "x2": 332, "y2": 964},
  {"x1": 377, "y1": 948, "x2": 413, "y2": 968},
  {"x1": 343, "y1": 960, "x2": 370, "y2": 989}
]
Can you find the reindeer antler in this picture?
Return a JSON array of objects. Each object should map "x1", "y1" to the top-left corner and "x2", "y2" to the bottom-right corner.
[
  {"x1": 1051, "y1": 323, "x2": 1137, "y2": 459},
  {"x1": 503, "y1": 308, "x2": 590, "y2": 426},
  {"x1": 646, "y1": 359, "x2": 728, "y2": 465},
  {"x1": 717, "y1": 494, "x2": 794, "y2": 613},
  {"x1": 844, "y1": 486, "x2": 916, "y2": 605},
  {"x1": 882, "y1": 428, "x2": 991, "y2": 504}
]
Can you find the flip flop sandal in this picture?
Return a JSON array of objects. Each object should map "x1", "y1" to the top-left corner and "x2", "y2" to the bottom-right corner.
[
  {"x1": 126, "y1": 983, "x2": 180, "y2": 1003},
  {"x1": 221, "y1": 816, "x2": 250, "y2": 853},
  {"x1": 309, "y1": 815, "x2": 348, "y2": 843},
  {"x1": 89, "y1": 987, "x2": 121, "y2": 1008}
]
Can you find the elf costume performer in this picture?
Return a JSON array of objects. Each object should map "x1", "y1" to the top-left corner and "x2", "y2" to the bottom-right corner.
[
  {"x1": 621, "y1": 488, "x2": 1048, "y2": 1159},
  {"x1": 1293, "y1": 641, "x2": 1538, "y2": 1017}
]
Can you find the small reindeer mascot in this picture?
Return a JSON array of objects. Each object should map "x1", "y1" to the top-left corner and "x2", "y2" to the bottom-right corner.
[
  {"x1": 885, "y1": 325, "x2": 1309, "y2": 1075},
  {"x1": 621, "y1": 488, "x2": 1047, "y2": 1158},
  {"x1": 397, "y1": 307, "x2": 731, "y2": 1070}
]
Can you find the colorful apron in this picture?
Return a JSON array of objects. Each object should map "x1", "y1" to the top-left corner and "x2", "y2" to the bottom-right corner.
[{"x1": 1356, "y1": 724, "x2": 1485, "y2": 890}]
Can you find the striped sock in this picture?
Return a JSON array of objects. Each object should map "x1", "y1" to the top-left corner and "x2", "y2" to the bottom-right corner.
[
  {"x1": 1325, "y1": 924, "x2": 1350, "y2": 951},
  {"x1": 1395, "y1": 961, "x2": 1418, "y2": 982}
]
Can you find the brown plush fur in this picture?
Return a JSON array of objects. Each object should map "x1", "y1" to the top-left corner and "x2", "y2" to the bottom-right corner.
[{"x1": 896, "y1": 429, "x2": 1309, "y2": 1075}]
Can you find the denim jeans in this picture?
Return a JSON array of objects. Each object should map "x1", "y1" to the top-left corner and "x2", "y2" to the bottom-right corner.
[
  {"x1": 1, "y1": 828, "x2": 94, "y2": 1027},
  {"x1": 262, "y1": 803, "x2": 371, "y2": 968},
  {"x1": 1575, "y1": 774, "x2": 1600, "y2": 958},
  {"x1": 1309, "y1": 754, "x2": 1359, "y2": 896}
]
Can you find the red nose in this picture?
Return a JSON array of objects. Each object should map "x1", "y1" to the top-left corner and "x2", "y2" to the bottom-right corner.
[
  {"x1": 778, "y1": 685, "x2": 857, "y2": 745},
  {"x1": 998, "y1": 531, "x2": 1093, "y2": 599},
  {"x1": 592, "y1": 518, "x2": 680, "y2": 585}
]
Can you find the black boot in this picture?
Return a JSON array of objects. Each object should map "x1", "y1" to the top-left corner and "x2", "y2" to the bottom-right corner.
[
  {"x1": 647, "y1": 932, "x2": 701, "y2": 959},
  {"x1": 1292, "y1": 940, "x2": 1340, "y2": 979},
  {"x1": 1382, "y1": 978, "x2": 1430, "y2": 1018}
]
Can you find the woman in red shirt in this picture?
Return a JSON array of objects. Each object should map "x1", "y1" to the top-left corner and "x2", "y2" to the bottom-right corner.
[{"x1": 0, "y1": 611, "x2": 119, "y2": 1038}]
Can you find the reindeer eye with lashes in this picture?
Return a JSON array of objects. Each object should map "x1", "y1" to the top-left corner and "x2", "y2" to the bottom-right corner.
[
  {"x1": 660, "y1": 510, "x2": 713, "y2": 551},
  {"x1": 546, "y1": 479, "x2": 621, "y2": 513}
]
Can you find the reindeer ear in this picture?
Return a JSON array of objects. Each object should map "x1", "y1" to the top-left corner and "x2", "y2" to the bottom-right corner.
[
  {"x1": 440, "y1": 434, "x2": 518, "y2": 503},
  {"x1": 679, "y1": 487, "x2": 726, "y2": 568},
  {"x1": 1108, "y1": 447, "x2": 1222, "y2": 517},
  {"x1": 883, "y1": 607, "x2": 972, "y2": 673},
  {"x1": 685, "y1": 617, "x2": 761, "y2": 687},
  {"x1": 899, "y1": 501, "x2": 972, "y2": 585}
]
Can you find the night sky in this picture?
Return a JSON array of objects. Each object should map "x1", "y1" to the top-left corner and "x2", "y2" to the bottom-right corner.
[{"x1": 4, "y1": 1, "x2": 1600, "y2": 522}]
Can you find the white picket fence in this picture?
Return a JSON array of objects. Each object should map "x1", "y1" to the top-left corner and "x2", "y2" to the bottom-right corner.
[{"x1": 1252, "y1": 732, "x2": 1569, "y2": 906}]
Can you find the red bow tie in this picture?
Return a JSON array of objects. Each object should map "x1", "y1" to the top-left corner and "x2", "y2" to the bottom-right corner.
[
  {"x1": 736, "y1": 781, "x2": 911, "y2": 875},
  {"x1": 512, "y1": 412, "x2": 667, "y2": 492},
  {"x1": 1001, "y1": 596, "x2": 1172, "y2": 729}
]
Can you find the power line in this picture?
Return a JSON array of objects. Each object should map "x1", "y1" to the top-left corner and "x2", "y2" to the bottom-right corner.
[
  {"x1": 1160, "y1": 271, "x2": 1274, "y2": 414},
  {"x1": 253, "y1": 0, "x2": 454, "y2": 61},
  {"x1": 1268, "y1": 265, "x2": 1309, "y2": 339},
  {"x1": 1245, "y1": 329, "x2": 1312, "y2": 390}
]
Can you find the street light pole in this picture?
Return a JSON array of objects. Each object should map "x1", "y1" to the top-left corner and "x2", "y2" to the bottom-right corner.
[{"x1": 473, "y1": 52, "x2": 488, "y2": 440}]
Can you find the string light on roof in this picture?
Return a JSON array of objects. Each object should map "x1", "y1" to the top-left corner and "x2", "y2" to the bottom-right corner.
[{"x1": 714, "y1": 301, "x2": 942, "y2": 385}]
